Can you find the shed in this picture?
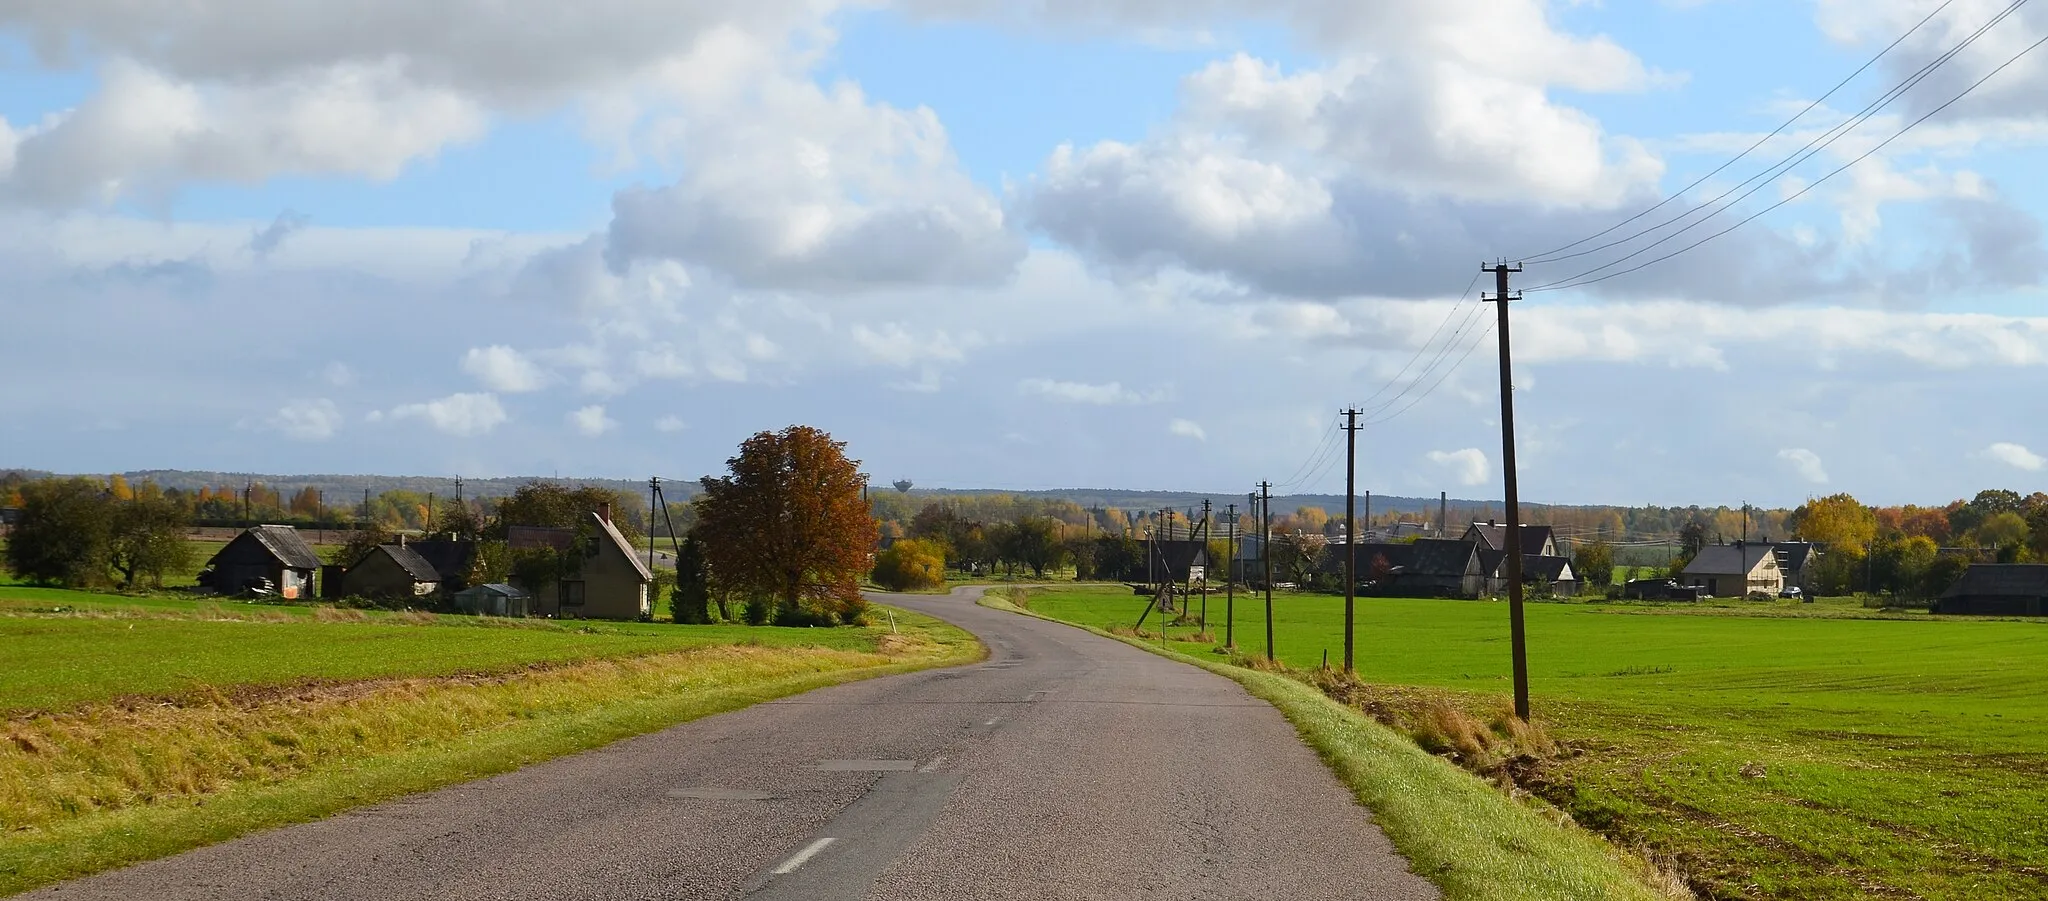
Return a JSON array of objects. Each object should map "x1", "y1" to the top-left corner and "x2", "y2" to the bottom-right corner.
[
  {"x1": 408, "y1": 538, "x2": 479, "y2": 592},
  {"x1": 1681, "y1": 543, "x2": 1784, "y2": 598},
  {"x1": 339, "y1": 544, "x2": 441, "y2": 601},
  {"x1": 453, "y1": 583, "x2": 533, "y2": 617},
  {"x1": 1128, "y1": 539, "x2": 1209, "y2": 585},
  {"x1": 1936, "y1": 564, "x2": 2048, "y2": 616},
  {"x1": 203, "y1": 525, "x2": 321, "y2": 599}
]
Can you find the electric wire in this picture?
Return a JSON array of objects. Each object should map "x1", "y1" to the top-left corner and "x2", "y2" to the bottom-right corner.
[
  {"x1": 1518, "y1": 0, "x2": 1963, "y2": 264},
  {"x1": 1530, "y1": 25, "x2": 2048, "y2": 294},
  {"x1": 1351, "y1": 270, "x2": 1484, "y2": 412}
]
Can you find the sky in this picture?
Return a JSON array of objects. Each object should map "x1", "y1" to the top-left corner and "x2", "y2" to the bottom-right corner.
[{"x1": 2, "y1": 0, "x2": 2047, "y2": 508}]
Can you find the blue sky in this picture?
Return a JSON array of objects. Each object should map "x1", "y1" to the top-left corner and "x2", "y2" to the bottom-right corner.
[{"x1": 3, "y1": 0, "x2": 2047, "y2": 508}]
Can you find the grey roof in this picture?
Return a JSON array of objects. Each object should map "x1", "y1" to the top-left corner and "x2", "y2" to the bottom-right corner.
[
  {"x1": 1319, "y1": 542, "x2": 1414, "y2": 576},
  {"x1": 1940, "y1": 564, "x2": 2048, "y2": 598},
  {"x1": 1771, "y1": 542, "x2": 1820, "y2": 574},
  {"x1": 459, "y1": 582, "x2": 529, "y2": 599},
  {"x1": 1524, "y1": 555, "x2": 1574, "y2": 581},
  {"x1": 378, "y1": 545, "x2": 441, "y2": 582},
  {"x1": 1465, "y1": 523, "x2": 1553, "y2": 555},
  {"x1": 248, "y1": 524, "x2": 322, "y2": 570},
  {"x1": 1683, "y1": 543, "x2": 1777, "y2": 576},
  {"x1": 1407, "y1": 538, "x2": 1478, "y2": 577},
  {"x1": 408, "y1": 538, "x2": 477, "y2": 582}
]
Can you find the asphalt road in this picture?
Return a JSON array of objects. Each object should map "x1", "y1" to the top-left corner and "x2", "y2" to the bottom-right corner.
[{"x1": 27, "y1": 586, "x2": 1438, "y2": 901}]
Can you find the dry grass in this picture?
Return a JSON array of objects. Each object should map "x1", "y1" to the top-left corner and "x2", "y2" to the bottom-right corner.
[{"x1": 309, "y1": 606, "x2": 367, "y2": 623}]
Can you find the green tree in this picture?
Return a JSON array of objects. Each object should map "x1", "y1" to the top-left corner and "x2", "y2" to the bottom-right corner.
[
  {"x1": 336, "y1": 526, "x2": 396, "y2": 569},
  {"x1": 1949, "y1": 489, "x2": 2023, "y2": 537},
  {"x1": 1009, "y1": 515, "x2": 1066, "y2": 578},
  {"x1": 872, "y1": 538, "x2": 947, "y2": 591},
  {"x1": 694, "y1": 425, "x2": 876, "y2": 626},
  {"x1": 1973, "y1": 511, "x2": 2030, "y2": 555},
  {"x1": 107, "y1": 495, "x2": 192, "y2": 589},
  {"x1": 1572, "y1": 538, "x2": 1615, "y2": 589},
  {"x1": 4, "y1": 478, "x2": 114, "y2": 587},
  {"x1": 671, "y1": 535, "x2": 712, "y2": 624}
]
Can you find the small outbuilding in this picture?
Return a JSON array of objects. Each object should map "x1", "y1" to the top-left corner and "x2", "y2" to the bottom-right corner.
[
  {"x1": 203, "y1": 525, "x2": 322, "y2": 599},
  {"x1": 1681, "y1": 543, "x2": 1784, "y2": 598},
  {"x1": 1129, "y1": 539, "x2": 1210, "y2": 586},
  {"x1": 338, "y1": 543, "x2": 441, "y2": 601},
  {"x1": 1936, "y1": 564, "x2": 2048, "y2": 616},
  {"x1": 453, "y1": 583, "x2": 533, "y2": 617}
]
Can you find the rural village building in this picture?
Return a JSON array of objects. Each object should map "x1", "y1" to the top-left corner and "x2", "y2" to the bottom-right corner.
[
  {"x1": 1681, "y1": 543, "x2": 1785, "y2": 598},
  {"x1": 1128, "y1": 539, "x2": 1209, "y2": 585},
  {"x1": 1770, "y1": 542, "x2": 1822, "y2": 591},
  {"x1": 203, "y1": 525, "x2": 321, "y2": 599},
  {"x1": 510, "y1": 506, "x2": 652, "y2": 620},
  {"x1": 1321, "y1": 539, "x2": 1486, "y2": 597},
  {"x1": 337, "y1": 542, "x2": 440, "y2": 601},
  {"x1": 1463, "y1": 521, "x2": 1558, "y2": 557},
  {"x1": 1936, "y1": 564, "x2": 2048, "y2": 616},
  {"x1": 407, "y1": 538, "x2": 479, "y2": 593}
]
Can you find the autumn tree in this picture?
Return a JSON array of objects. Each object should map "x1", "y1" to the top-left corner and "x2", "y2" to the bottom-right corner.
[
  {"x1": 1009, "y1": 515, "x2": 1067, "y2": 578},
  {"x1": 872, "y1": 538, "x2": 947, "y2": 591},
  {"x1": 1572, "y1": 538, "x2": 1615, "y2": 590},
  {"x1": 1789, "y1": 493, "x2": 1878, "y2": 558},
  {"x1": 694, "y1": 425, "x2": 876, "y2": 626}
]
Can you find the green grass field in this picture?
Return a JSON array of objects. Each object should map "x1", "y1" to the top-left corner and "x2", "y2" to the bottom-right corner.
[{"x1": 1021, "y1": 585, "x2": 2048, "y2": 900}]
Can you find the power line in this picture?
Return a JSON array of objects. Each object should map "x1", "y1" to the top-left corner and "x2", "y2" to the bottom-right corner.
[
  {"x1": 1530, "y1": 23, "x2": 2048, "y2": 295},
  {"x1": 1358, "y1": 300, "x2": 1493, "y2": 424},
  {"x1": 1526, "y1": 0, "x2": 2031, "y2": 291},
  {"x1": 1351, "y1": 271, "x2": 1484, "y2": 411},
  {"x1": 1518, "y1": 0, "x2": 1965, "y2": 264}
]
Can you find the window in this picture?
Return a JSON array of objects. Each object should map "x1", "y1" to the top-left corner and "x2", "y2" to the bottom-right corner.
[{"x1": 561, "y1": 580, "x2": 587, "y2": 607}]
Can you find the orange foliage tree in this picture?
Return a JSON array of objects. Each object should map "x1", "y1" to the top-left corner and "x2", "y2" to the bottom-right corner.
[{"x1": 695, "y1": 425, "x2": 877, "y2": 625}]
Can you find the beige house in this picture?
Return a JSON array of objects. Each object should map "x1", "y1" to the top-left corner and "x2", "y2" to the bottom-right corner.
[
  {"x1": 522, "y1": 507, "x2": 652, "y2": 621},
  {"x1": 1682, "y1": 543, "x2": 1784, "y2": 598}
]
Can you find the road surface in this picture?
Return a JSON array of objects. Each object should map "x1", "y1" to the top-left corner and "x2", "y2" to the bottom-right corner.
[{"x1": 27, "y1": 586, "x2": 1438, "y2": 901}]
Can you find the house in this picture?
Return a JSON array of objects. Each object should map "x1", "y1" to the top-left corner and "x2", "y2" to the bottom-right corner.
[
  {"x1": 338, "y1": 543, "x2": 440, "y2": 601},
  {"x1": 1126, "y1": 539, "x2": 1210, "y2": 585},
  {"x1": 1935, "y1": 564, "x2": 2048, "y2": 616},
  {"x1": 1398, "y1": 538, "x2": 1486, "y2": 598},
  {"x1": 408, "y1": 538, "x2": 479, "y2": 592},
  {"x1": 453, "y1": 583, "x2": 533, "y2": 617},
  {"x1": 516, "y1": 506, "x2": 652, "y2": 621},
  {"x1": 203, "y1": 525, "x2": 322, "y2": 599},
  {"x1": 1770, "y1": 542, "x2": 1822, "y2": 592},
  {"x1": 1319, "y1": 541, "x2": 1416, "y2": 585},
  {"x1": 1681, "y1": 543, "x2": 1784, "y2": 598},
  {"x1": 1478, "y1": 550, "x2": 1579, "y2": 596},
  {"x1": 1463, "y1": 520, "x2": 1558, "y2": 557}
]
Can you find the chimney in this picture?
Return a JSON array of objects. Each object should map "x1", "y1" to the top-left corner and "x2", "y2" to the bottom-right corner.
[
  {"x1": 399, "y1": 534, "x2": 406, "y2": 548},
  {"x1": 599, "y1": 502, "x2": 612, "y2": 523}
]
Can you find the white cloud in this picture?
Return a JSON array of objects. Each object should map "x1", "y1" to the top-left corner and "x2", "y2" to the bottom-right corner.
[
  {"x1": 1169, "y1": 418, "x2": 1207, "y2": 441},
  {"x1": 386, "y1": 392, "x2": 507, "y2": 437},
  {"x1": 654, "y1": 415, "x2": 687, "y2": 433},
  {"x1": 266, "y1": 398, "x2": 343, "y2": 441},
  {"x1": 568, "y1": 404, "x2": 618, "y2": 436},
  {"x1": 1427, "y1": 448, "x2": 1490, "y2": 486},
  {"x1": 461, "y1": 345, "x2": 549, "y2": 393},
  {"x1": 1985, "y1": 442, "x2": 2046, "y2": 472},
  {"x1": 1018, "y1": 378, "x2": 1163, "y2": 405},
  {"x1": 1778, "y1": 448, "x2": 1830, "y2": 484},
  {"x1": 319, "y1": 361, "x2": 355, "y2": 387}
]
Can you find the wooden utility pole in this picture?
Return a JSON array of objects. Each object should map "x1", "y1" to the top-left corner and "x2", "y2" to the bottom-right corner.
[
  {"x1": 1484, "y1": 260, "x2": 1531, "y2": 722},
  {"x1": 1342, "y1": 407, "x2": 1361, "y2": 673},
  {"x1": 1199, "y1": 498, "x2": 1212, "y2": 627},
  {"x1": 1260, "y1": 480, "x2": 1275, "y2": 662},
  {"x1": 1224, "y1": 502, "x2": 1238, "y2": 649},
  {"x1": 648, "y1": 477, "x2": 660, "y2": 577}
]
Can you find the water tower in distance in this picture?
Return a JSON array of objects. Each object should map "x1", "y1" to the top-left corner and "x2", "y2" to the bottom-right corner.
[{"x1": 892, "y1": 479, "x2": 914, "y2": 493}]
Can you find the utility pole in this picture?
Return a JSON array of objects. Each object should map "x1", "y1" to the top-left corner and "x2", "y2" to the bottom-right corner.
[
  {"x1": 1261, "y1": 480, "x2": 1275, "y2": 662},
  {"x1": 1200, "y1": 498, "x2": 1212, "y2": 627},
  {"x1": 1224, "y1": 502, "x2": 1238, "y2": 650},
  {"x1": 1484, "y1": 260, "x2": 1531, "y2": 722},
  {"x1": 427, "y1": 492, "x2": 435, "y2": 533},
  {"x1": 648, "y1": 477, "x2": 660, "y2": 577},
  {"x1": 243, "y1": 481, "x2": 252, "y2": 527},
  {"x1": 1342, "y1": 407, "x2": 1362, "y2": 674}
]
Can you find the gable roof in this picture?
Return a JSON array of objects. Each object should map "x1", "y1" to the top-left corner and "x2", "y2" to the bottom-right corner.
[
  {"x1": 407, "y1": 538, "x2": 477, "y2": 582},
  {"x1": 1940, "y1": 564, "x2": 2048, "y2": 598},
  {"x1": 221, "y1": 524, "x2": 322, "y2": 570},
  {"x1": 375, "y1": 544, "x2": 442, "y2": 583},
  {"x1": 508, "y1": 525, "x2": 575, "y2": 551},
  {"x1": 1683, "y1": 543, "x2": 1778, "y2": 577},
  {"x1": 1523, "y1": 555, "x2": 1575, "y2": 581},
  {"x1": 592, "y1": 512, "x2": 653, "y2": 582},
  {"x1": 1771, "y1": 542, "x2": 1820, "y2": 574},
  {"x1": 1320, "y1": 542, "x2": 1416, "y2": 576},
  {"x1": 1464, "y1": 523, "x2": 1554, "y2": 555},
  {"x1": 1408, "y1": 538, "x2": 1478, "y2": 577}
]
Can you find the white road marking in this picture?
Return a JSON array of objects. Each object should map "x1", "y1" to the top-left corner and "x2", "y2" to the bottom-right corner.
[
  {"x1": 771, "y1": 837, "x2": 836, "y2": 875},
  {"x1": 918, "y1": 755, "x2": 946, "y2": 773},
  {"x1": 983, "y1": 717, "x2": 1000, "y2": 727}
]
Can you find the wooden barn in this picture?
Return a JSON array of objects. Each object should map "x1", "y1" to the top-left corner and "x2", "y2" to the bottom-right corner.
[
  {"x1": 338, "y1": 543, "x2": 440, "y2": 601},
  {"x1": 203, "y1": 525, "x2": 321, "y2": 599},
  {"x1": 1936, "y1": 564, "x2": 2048, "y2": 616}
]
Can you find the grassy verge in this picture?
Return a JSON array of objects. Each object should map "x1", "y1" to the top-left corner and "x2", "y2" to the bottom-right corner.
[
  {"x1": 0, "y1": 603, "x2": 980, "y2": 895},
  {"x1": 1014, "y1": 584, "x2": 2048, "y2": 900},
  {"x1": 980, "y1": 589, "x2": 1674, "y2": 901}
]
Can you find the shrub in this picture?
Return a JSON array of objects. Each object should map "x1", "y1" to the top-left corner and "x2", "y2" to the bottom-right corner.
[
  {"x1": 872, "y1": 538, "x2": 947, "y2": 592},
  {"x1": 742, "y1": 596, "x2": 772, "y2": 626}
]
